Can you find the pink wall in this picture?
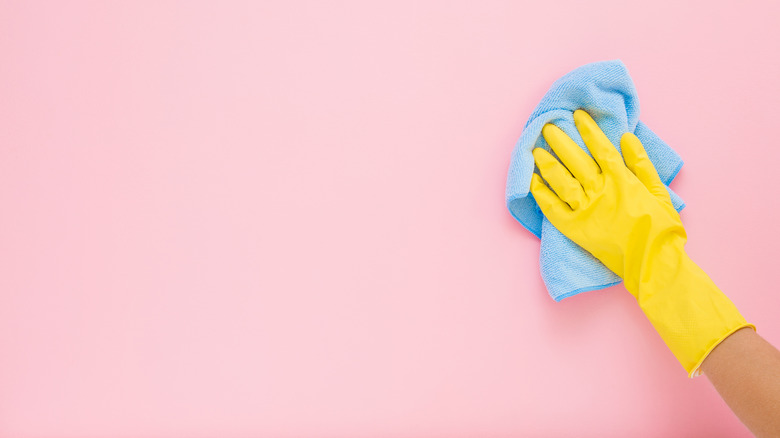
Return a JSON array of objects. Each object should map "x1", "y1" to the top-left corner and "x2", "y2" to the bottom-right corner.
[{"x1": 1, "y1": 1, "x2": 778, "y2": 436}]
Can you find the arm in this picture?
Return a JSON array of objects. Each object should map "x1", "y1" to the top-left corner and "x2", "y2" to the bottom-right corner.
[
  {"x1": 701, "y1": 327, "x2": 780, "y2": 437},
  {"x1": 529, "y1": 109, "x2": 778, "y2": 432}
]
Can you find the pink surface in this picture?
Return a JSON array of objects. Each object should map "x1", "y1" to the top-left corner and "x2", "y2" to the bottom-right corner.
[{"x1": 1, "y1": 1, "x2": 779, "y2": 436}]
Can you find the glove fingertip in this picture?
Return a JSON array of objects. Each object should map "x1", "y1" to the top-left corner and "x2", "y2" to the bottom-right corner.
[{"x1": 620, "y1": 132, "x2": 644, "y2": 157}]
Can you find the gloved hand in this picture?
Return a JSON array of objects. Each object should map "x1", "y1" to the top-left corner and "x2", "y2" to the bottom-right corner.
[{"x1": 531, "y1": 109, "x2": 754, "y2": 377}]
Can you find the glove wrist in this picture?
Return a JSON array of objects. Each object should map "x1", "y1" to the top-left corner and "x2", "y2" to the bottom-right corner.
[{"x1": 627, "y1": 240, "x2": 754, "y2": 377}]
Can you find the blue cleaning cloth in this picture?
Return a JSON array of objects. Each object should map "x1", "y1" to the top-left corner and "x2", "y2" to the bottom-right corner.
[{"x1": 506, "y1": 60, "x2": 685, "y2": 302}]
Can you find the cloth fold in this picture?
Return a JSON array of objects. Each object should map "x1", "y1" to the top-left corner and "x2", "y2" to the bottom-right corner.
[{"x1": 505, "y1": 60, "x2": 685, "y2": 301}]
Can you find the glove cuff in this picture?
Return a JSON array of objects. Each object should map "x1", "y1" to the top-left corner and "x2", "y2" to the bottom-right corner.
[{"x1": 634, "y1": 245, "x2": 754, "y2": 377}]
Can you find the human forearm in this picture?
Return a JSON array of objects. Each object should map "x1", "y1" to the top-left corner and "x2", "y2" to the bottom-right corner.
[{"x1": 700, "y1": 328, "x2": 780, "y2": 438}]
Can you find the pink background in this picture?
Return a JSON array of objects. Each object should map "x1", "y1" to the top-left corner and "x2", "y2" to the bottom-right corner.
[{"x1": 1, "y1": 1, "x2": 779, "y2": 436}]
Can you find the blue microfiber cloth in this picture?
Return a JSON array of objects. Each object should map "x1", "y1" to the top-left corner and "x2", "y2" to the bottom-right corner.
[{"x1": 506, "y1": 60, "x2": 685, "y2": 302}]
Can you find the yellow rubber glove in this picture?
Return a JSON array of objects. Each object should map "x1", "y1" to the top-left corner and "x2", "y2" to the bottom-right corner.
[{"x1": 530, "y1": 109, "x2": 755, "y2": 377}]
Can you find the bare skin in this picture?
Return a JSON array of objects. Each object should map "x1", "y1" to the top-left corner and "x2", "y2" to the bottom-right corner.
[{"x1": 701, "y1": 328, "x2": 780, "y2": 437}]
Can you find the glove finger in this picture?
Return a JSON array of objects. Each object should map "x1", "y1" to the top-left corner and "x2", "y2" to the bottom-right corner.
[
  {"x1": 573, "y1": 109, "x2": 623, "y2": 172},
  {"x1": 532, "y1": 147, "x2": 587, "y2": 210},
  {"x1": 620, "y1": 132, "x2": 673, "y2": 207},
  {"x1": 530, "y1": 173, "x2": 573, "y2": 222},
  {"x1": 541, "y1": 123, "x2": 601, "y2": 190}
]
